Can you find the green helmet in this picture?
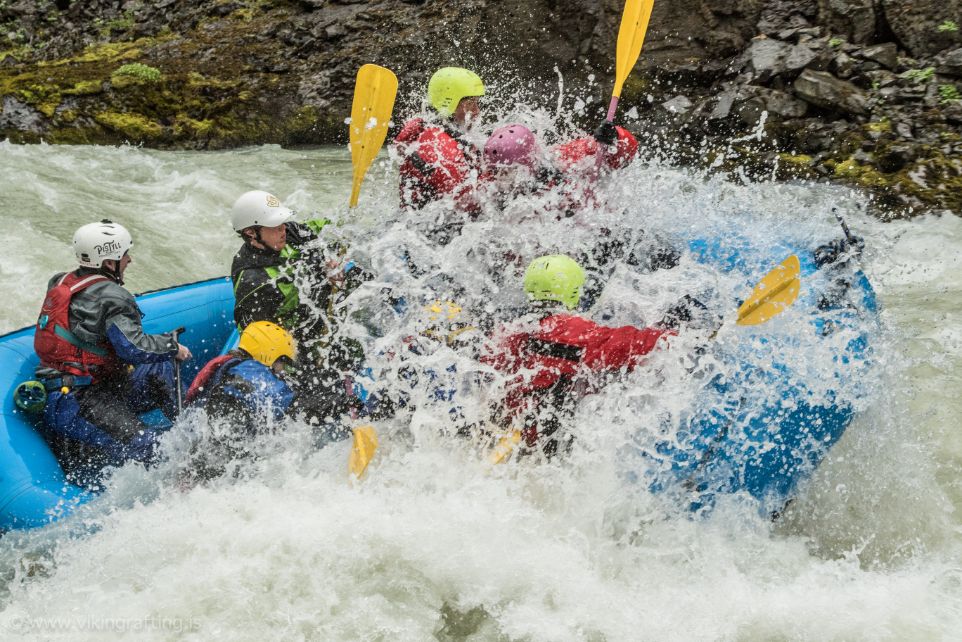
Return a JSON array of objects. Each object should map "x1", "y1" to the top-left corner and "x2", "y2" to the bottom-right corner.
[
  {"x1": 523, "y1": 255, "x2": 586, "y2": 310},
  {"x1": 428, "y1": 67, "x2": 485, "y2": 118}
]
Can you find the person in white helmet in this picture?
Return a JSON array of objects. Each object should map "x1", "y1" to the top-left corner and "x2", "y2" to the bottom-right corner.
[
  {"x1": 229, "y1": 190, "x2": 371, "y2": 374},
  {"x1": 33, "y1": 220, "x2": 192, "y2": 485}
]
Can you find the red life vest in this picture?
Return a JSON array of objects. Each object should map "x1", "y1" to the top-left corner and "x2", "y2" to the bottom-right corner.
[
  {"x1": 396, "y1": 118, "x2": 479, "y2": 210},
  {"x1": 34, "y1": 272, "x2": 118, "y2": 381},
  {"x1": 185, "y1": 354, "x2": 237, "y2": 405}
]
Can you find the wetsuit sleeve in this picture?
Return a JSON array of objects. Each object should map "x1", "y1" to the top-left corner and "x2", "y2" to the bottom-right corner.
[
  {"x1": 100, "y1": 289, "x2": 177, "y2": 365},
  {"x1": 592, "y1": 325, "x2": 673, "y2": 370},
  {"x1": 233, "y1": 266, "x2": 287, "y2": 329}
]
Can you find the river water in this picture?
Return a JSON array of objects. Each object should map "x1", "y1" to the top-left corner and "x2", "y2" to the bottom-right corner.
[{"x1": 0, "y1": 140, "x2": 960, "y2": 640}]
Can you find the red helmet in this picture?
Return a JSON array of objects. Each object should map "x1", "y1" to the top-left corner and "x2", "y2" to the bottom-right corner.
[{"x1": 606, "y1": 126, "x2": 639, "y2": 170}]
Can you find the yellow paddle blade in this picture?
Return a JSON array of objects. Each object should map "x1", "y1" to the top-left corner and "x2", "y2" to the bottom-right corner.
[
  {"x1": 349, "y1": 64, "x2": 398, "y2": 208},
  {"x1": 488, "y1": 430, "x2": 522, "y2": 465},
  {"x1": 348, "y1": 424, "x2": 379, "y2": 478},
  {"x1": 612, "y1": 0, "x2": 656, "y2": 98},
  {"x1": 736, "y1": 255, "x2": 801, "y2": 326}
]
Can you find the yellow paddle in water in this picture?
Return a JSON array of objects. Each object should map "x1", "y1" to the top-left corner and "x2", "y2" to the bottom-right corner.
[
  {"x1": 348, "y1": 63, "x2": 398, "y2": 208},
  {"x1": 736, "y1": 255, "x2": 801, "y2": 326},
  {"x1": 606, "y1": 0, "x2": 656, "y2": 121},
  {"x1": 343, "y1": 64, "x2": 397, "y2": 478},
  {"x1": 349, "y1": 424, "x2": 379, "y2": 478}
]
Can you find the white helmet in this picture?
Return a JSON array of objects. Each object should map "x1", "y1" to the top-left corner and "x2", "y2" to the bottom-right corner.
[
  {"x1": 73, "y1": 220, "x2": 133, "y2": 268},
  {"x1": 231, "y1": 190, "x2": 295, "y2": 232}
]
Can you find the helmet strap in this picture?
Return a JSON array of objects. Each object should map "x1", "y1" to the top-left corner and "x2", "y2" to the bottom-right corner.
[
  {"x1": 243, "y1": 226, "x2": 266, "y2": 250},
  {"x1": 100, "y1": 259, "x2": 124, "y2": 285}
]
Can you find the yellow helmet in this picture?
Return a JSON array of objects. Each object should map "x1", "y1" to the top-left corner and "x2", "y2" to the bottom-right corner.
[
  {"x1": 238, "y1": 321, "x2": 296, "y2": 368},
  {"x1": 420, "y1": 300, "x2": 476, "y2": 347},
  {"x1": 427, "y1": 67, "x2": 485, "y2": 118}
]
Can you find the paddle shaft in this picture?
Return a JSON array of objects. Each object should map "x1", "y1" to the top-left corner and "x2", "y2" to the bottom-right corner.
[
  {"x1": 606, "y1": 96, "x2": 620, "y2": 122},
  {"x1": 172, "y1": 326, "x2": 185, "y2": 413},
  {"x1": 832, "y1": 207, "x2": 855, "y2": 244}
]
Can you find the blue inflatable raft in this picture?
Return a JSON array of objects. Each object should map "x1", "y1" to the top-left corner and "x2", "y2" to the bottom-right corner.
[
  {"x1": 632, "y1": 236, "x2": 879, "y2": 517},
  {"x1": 0, "y1": 240, "x2": 878, "y2": 531},
  {"x1": 0, "y1": 277, "x2": 235, "y2": 532}
]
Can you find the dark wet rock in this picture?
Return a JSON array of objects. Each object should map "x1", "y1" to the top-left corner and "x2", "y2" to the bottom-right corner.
[
  {"x1": 793, "y1": 69, "x2": 869, "y2": 115},
  {"x1": 876, "y1": 142, "x2": 918, "y2": 172},
  {"x1": 0, "y1": 0, "x2": 959, "y2": 215},
  {"x1": 821, "y1": 0, "x2": 877, "y2": 45},
  {"x1": 938, "y1": 48, "x2": 962, "y2": 78},
  {"x1": 747, "y1": 38, "x2": 818, "y2": 80},
  {"x1": 831, "y1": 52, "x2": 857, "y2": 79},
  {"x1": 757, "y1": 0, "x2": 817, "y2": 37},
  {"x1": 661, "y1": 95, "x2": 693, "y2": 114},
  {"x1": 858, "y1": 43, "x2": 899, "y2": 70},
  {"x1": 736, "y1": 85, "x2": 808, "y2": 123},
  {"x1": 946, "y1": 102, "x2": 962, "y2": 125},
  {"x1": 709, "y1": 88, "x2": 738, "y2": 120},
  {"x1": 0, "y1": 96, "x2": 45, "y2": 133},
  {"x1": 880, "y1": 0, "x2": 962, "y2": 57}
]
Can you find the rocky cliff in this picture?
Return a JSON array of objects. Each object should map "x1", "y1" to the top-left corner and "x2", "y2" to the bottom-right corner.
[{"x1": 1, "y1": 0, "x2": 960, "y2": 215}]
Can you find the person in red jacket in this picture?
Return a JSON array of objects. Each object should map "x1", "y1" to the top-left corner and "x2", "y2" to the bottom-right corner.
[
  {"x1": 481, "y1": 254, "x2": 674, "y2": 457},
  {"x1": 477, "y1": 121, "x2": 640, "y2": 221},
  {"x1": 395, "y1": 67, "x2": 486, "y2": 214}
]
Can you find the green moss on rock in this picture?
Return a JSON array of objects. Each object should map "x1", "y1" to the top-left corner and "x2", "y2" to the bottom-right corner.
[
  {"x1": 94, "y1": 111, "x2": 164, "y2": 140},
  {"x1": 111, "y1": 63, "x2": 162, "y2": 87}
]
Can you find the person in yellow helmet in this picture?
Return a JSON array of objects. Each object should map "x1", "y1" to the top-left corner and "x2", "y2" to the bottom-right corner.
[
  {"x1": 395, "y1": 67, "x2": 487, "y2": 215},
  {"x1": 183, "y1": 321, "x2": 363, "y2": 480}
]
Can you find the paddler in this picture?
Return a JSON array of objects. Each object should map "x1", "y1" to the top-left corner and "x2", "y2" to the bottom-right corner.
[
  {"x1": 480, "y1": 254, "x2": 679, "y2": 457},
  {"x1": 395, "y1": 67, "x2": 486, "y2": 217},
  {"x1": 33, "y1": 220, "x2": 192, "y2": 485},
  {"x1": 183, "y1": 321, "x2": 361, "y2": 481},
  {"x1": 229, "y1": 189, "x2": 372, "y2": 383}
]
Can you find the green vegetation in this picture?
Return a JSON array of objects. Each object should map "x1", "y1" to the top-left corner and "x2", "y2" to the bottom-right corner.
[
  {"x1": 828, "y1": 38, "x2": 844, "y2": 48},
  {"x1": 939, "y1": 84, "x2": 961, "y2": 103},
  {"x1": 901, "y1": 67, "x2": 936, "y2": 84},
  {"x1": 937, "y1": 20, "x2": 959, "y2": 33},
  {"x1": 112, "y1": 63, "x2": 162, "y2": 83}
]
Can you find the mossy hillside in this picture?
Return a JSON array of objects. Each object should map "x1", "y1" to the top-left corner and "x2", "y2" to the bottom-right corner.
[{"x1": 0, "y1": 13, "x2": 328, "y2": 148}]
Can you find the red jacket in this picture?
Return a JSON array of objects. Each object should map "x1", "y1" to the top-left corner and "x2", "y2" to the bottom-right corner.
[
  {"x1": 482, "y1": 313, "x2": 672, "y2": 442},
  {"x1": 396, "y1": 118, "x2": 481, "y2": 211}
]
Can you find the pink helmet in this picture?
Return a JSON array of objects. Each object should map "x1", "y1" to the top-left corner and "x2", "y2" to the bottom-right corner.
[{"x1": 484, "y1": 124, "x2": 538, "y2": 168}]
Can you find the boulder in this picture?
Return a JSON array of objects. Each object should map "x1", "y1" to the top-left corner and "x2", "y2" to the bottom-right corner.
[
  {"x1": 758, "y1": 0, "x2": 818, "y2": 37},
  {"x1": 793, "y1": 68, "x2": 869, "y2": 114},
  {"x1": 748, "y1": 38, "x2": 817, "y2": 79},
  {"x1": 661, "y1": 95, "x2": 693, "y2": 114},
  {"x1": 858, "y1": 43, "x2": 899, "y2": 70},
  {"x1": 0, "y1": 96, "x2": 45, "y2": 133},
  {"x1": 820, "y1": 0, "x2": 876, "y2": 44},
  {"x1": 879, "y1": 0, "x2": 962, "y2": 57},
  {"x1": 938, "y1": 48, "x2": 962, "y2": 77},
  {"x1": 876, "y1": 143, "x2": 918, "y2": 172},
  {"x1": 709, "y1": 88, "x2": 738, "y2": 120},
  {"x1": 738, "y1": 85, "x2": 809, "y2": 119}
]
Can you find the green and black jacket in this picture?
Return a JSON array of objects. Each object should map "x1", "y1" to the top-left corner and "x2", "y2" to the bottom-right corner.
[{"x1": 230, "y1": 220, "x2": 338, "y2": 345}]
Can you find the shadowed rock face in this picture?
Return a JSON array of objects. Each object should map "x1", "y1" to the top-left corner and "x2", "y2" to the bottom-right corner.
[{"x1": 1, "y1": 0, "x2": 960, "y2": 215}]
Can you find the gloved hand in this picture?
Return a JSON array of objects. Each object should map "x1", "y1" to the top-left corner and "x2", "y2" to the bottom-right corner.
[
  {"x1": 658, "y1": 295, "x2": 719, "y2": 331},
  {"x1": 593, "y1": 120, "x2": 617, "y2": 146},
  {"x1": 813, "y1": 236, "x2": 864, "y2": 268}
]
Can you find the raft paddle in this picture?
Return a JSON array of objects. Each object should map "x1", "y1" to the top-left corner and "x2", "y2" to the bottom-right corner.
[
  {"x1": 606, "y1": 0, "x2": 656, "y2": 121},
  {"x1": 349, "y1": 424, "x2": 379, "y2": 478},
  {"x1": 736, "y1": 255, "x2": 801, "y2": 326},
  {"x1": 348, "y1": 64, "x2": 398, "y2": 208},
  {"x1": 172, "y1": 326, "x2": 186, "y2": 413}
]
